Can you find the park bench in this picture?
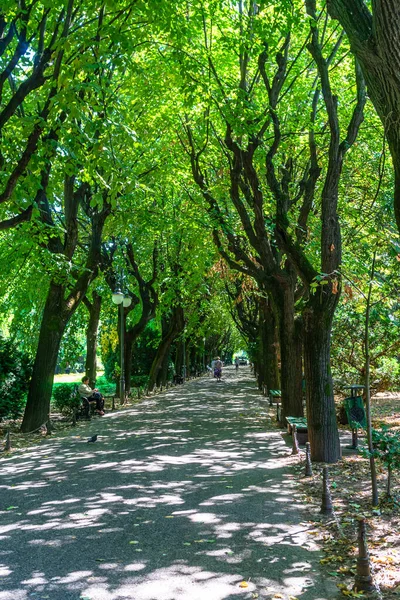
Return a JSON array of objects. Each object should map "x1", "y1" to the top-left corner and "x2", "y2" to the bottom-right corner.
[
  {"x1": 71, "y1": 385, "x2": 97, "y2": 422},
  {"x1": 286, "y1": 416, "x2": 308, "y2": 445},
  {"x1": 266, "y1": 389, "x2": 282, "y2": 421},
  {"x1": 268, "y1": 389, "x2": 281, "y2": 406}
]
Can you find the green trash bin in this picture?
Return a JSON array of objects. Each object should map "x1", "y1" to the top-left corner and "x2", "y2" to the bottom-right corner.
[{"x1": 343, "y1": 395, "x2": 367, "y2": 429}]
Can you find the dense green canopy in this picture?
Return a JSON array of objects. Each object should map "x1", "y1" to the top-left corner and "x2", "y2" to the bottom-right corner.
[{"x1": 1, "y1": 0, "x2": 400, "y2": 462}]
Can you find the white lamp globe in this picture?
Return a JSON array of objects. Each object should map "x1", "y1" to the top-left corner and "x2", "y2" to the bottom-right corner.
[
  {"x1": 112, "y1": 291, "x2": 124, "y2": 305},
  {"x1": 123, "y1": 296, "x2": 132, "y2": 308}
]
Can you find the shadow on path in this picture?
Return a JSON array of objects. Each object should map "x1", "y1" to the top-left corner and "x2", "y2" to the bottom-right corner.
[{"x1": 0, "y1": 368, "x2": 336, "y2": 600}]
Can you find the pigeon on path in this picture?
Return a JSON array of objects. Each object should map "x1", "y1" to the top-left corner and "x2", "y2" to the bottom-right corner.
[{"x1": 87, "y1": 435, "x2": 98, "y2": 443}]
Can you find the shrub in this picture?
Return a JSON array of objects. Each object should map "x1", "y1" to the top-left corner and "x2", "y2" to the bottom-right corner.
[
  {"x1": 131, "y1": 375, "x2": 149, "y2": 389},
  {"x1": 53, "y1": 383, "x2": 81, "y2": 416},
  {"x1": 0, "y1": 335, "x2": 32, "y2": 421},
  {"x1": 103, "y1": 347, "x2": 119, "y2": 384},
  {"x1": 363, "y1": 426, "x2": 400, "y2": 498}
]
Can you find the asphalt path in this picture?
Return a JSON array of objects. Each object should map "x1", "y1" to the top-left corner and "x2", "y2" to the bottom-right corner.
[{"x1": 0, "y1": 367, "x2": 336, "y2": 600}]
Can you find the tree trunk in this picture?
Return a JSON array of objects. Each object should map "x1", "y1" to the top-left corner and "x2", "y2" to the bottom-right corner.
[
  {"x1": 387, "y1": 464, "x2": 392, "y2": 498},
  {"x1": 148, "y1": 306, "x2": 185, "y2": 391},
  {"x1": 21, "y1": 284, "x2": 67, "y2": 432},
  {"x1": 271, "y1": 279, "x2": 303, "y2": 422},
  {"x1": 122, "y1": 301, "x2": 158, "y2": 396},
  {"x1": 85, "y1": 291, "x2": 101, "y2": 388},
  {"x1": 175, "y1": 341, "x2": 184, "y2": 378},
  {"x1": 303, "y1": 302, "x2": 340, "y2": 463},
  {"x1": 327, "y1": 1, "x2": 400, "y2": 235},
  {"x1": 364, "y1": 252, "x2": 379, "y2": 506},
  {"x1": 158, "y1": 350, "x2": 170, "y2": 387},
  {"x1": 259, "y1": 296, "x2": 280, "y2": 392}
]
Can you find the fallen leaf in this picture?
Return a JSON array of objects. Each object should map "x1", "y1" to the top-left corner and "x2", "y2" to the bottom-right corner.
[{"x1": 239, "y1": 581, "x2": 248, "y2": 588}]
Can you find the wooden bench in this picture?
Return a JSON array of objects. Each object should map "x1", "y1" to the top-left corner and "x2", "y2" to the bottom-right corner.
[
  {"x1": 286, "y1": 416, "x2": 308, "y2": 445},
  {"x1": 268, "y1": 389, "x2": 281, "y2": 407}
]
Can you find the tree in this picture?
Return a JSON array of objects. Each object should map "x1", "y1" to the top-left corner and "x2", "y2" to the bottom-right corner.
[
  {"x1": 165, "y1": 0, "x2": 366, "y2": 460},
  {"x1": 327, "y1": 0, "x2": 400, "y2": 234},
  {"x1": 19, "y1": 3, "x2": 157, "y2": 431},
  {"x1": 82, "y1": 291, "x2": 102, "y2": 388}
]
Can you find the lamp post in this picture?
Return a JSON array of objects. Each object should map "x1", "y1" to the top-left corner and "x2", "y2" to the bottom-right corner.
[{"x1": 112, "y1": 290, "x2": 132, "y2": 403}]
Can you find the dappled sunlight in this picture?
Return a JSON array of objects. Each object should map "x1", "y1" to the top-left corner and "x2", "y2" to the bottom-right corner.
[{"x1": 0, "y1": 368, "x2": 333, "y2": 599}]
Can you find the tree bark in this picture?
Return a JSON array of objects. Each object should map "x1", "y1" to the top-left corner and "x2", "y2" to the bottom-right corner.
[
  {"x1": 148, "y1": 306, "x2": 185, "y2": 391},
  {"x1": 21, "y1": 283, "x2": 67, "y2": 431},
  {"x1": 327, "y1": 0, "x2": 400, "y2": 234},
  {"x1": 364, "y1": 252, "x2": 379, "y2": 505},
  {"x1": 258, "y1": 295, "x2": 280, "y2": 392},
  {"x1": 84, "y1": 291, "x2": 102, "y2": 388},
  {"x1": 21, "y1": 205, "x2": 109, "y2": 432},
  {"x1": 271, "y1": 277, "x2": 303, "y2": 422},
  {"x1": 303, "y1": 300, "x2": 341, "y2": 463},
  {"x1": 158, "y1": 350, "x2": 170, "y2": 387}
]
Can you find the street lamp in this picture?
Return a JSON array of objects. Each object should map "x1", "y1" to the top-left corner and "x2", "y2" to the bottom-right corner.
[{"x1": 112, "y1": 289, "x2": 132, "y2": 403}]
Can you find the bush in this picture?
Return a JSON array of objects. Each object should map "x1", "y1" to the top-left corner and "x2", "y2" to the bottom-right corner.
[
  {"x1": 53, "y1": 383, "x2": 81, "y2": 416},
  {"x1": 0, "y1": 335, "x2": 32, "y2": 421},
  {"x1": 363, "y1": 426, "x2": 400, "y2": 497},
  {"x1": 131, "y1": 375, "x2": 149, "y2": 389},
  {"x1": 103, "y1": 347, "x2": 119, "y2": 384}
]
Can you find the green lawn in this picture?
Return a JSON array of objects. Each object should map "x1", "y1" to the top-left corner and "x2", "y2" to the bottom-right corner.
[{"x1": 53, "y1": 372, "x2": 116, "y2": 396}]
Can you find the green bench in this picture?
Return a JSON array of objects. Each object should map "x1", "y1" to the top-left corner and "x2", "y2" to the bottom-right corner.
[
  {"x1": 268, "y1": 389, "x2": 281, "y2": 407},
  {"x1": 286, "y1": 416, "x2": 308, "y2": 445}
]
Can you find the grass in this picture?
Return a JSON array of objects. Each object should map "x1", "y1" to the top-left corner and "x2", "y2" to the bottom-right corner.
[{"x1": 53, "y1": 372, "x2": 116, "y2": 397}]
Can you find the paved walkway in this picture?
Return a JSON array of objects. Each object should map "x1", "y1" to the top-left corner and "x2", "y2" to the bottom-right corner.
[{"x1": 0, "y1": 368, "x2": 336, "y2": 600}]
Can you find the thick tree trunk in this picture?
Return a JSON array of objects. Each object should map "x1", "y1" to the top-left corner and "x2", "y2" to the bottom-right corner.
[
  {"x1": 158, "y1": 350, "x2": 170, "y2": 387},
  {"x1": 148, "y1": 306, "x2": 185, "y2": 391},
  {"x1": 327, "y1": 0, "x2": 400, "y2": 234},
  {"x1": 21, "y1": 284, "x2": 67, "y2": 432},
  {"x1": 271, "y1": 279, "x2": 303, "y2": 422},
  {"x1": 85, "y1": 291, "x2": 101, "y2": 388},
  {"x1": 303, "y1": 302, "x2": 340, "y2": 463},
  {"x1": 259, "y1": 296, "x2": 280, "y2": 392}
]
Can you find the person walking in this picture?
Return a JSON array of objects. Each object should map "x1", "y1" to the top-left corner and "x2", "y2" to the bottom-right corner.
[
  {"x1": 214, "y1": 357, "x2": 222, "y2": 381},
  {"x1": 234, "y1": 356, "x2": 239, "y2": 372}
]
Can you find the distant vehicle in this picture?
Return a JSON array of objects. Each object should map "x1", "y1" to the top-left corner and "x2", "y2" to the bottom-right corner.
[{"x1": 238, "y1": 357, "x2": 248, "y2": 365}]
